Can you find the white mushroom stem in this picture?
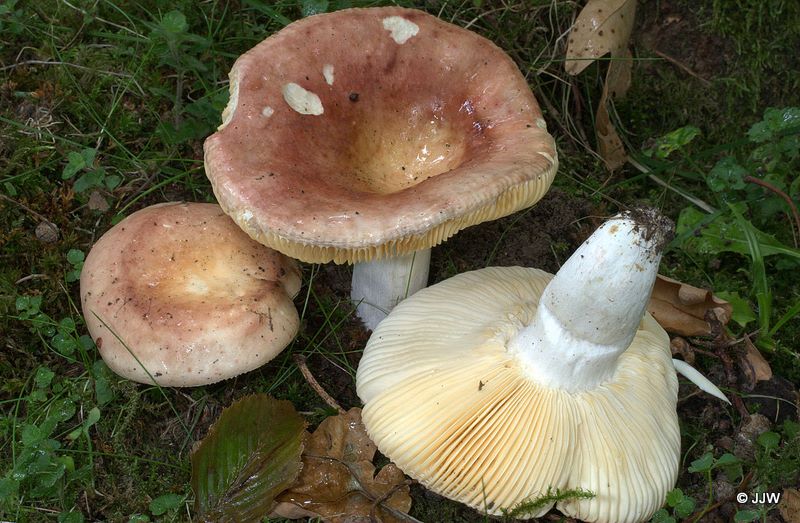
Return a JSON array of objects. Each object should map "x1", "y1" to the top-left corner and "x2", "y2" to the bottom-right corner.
[
  {"x1": 510, "y1": 210, "x2": 672, "y2": 392},
  {"x1": 351, "y1": 248, "x2": 431, "y2": 331}
]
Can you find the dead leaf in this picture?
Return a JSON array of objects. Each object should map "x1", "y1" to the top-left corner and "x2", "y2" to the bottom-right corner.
[
  {"x1": 739, "y1": 335, "x2": 773, "y2": 390},
  {"x1": 272, "y1": 408, "x2": 412, "y2": 523},
  {"x1": 87, "y1": 190, "x2": 109, "y2": 212},
  {"x1": 565, "y1": 0, "x2": 637, "y2": 76},
  {"x1": 669, "y1": 336, "x2": 695, "y2": 365},
  {"x1": 595, "y1": 47, "x2": 632, "y2": 170},
  {"x1": 647, "y1": 275, "x2": 733, "y2": 336},
  {"x1": 780, "y1": 488, "x2": 800, "y2": 523}
]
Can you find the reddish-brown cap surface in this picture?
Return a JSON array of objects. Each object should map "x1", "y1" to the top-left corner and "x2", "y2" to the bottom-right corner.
[
  {"x1": 204, "y1": 7, "x2": 557, "y2": 264},
  {"x1": 80, "y1": 202, "x2": 302, "y2": 387}
]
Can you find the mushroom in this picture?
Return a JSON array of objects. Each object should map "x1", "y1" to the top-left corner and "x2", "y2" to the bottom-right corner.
[
  {"x1": 80, "y1": 202, "x2": 301, "y2": 387},
  {"x1": 203, "y1": 7, "x2": 557, "y2": 330},
  {"x1": 356, "y1": 209, "x2": 726, "y2": 522}
]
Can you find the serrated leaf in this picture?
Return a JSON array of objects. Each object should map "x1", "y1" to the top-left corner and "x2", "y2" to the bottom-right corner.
[
  {"x1": 734, "y1": 510, "x2": 760, "y2": 522},
  {"x1": 707, "y1": 157, "x2": 747, "y2": 192},
  {"x1": 150, "y1": 493, "x2": 185, "y2": 515},
  {"x1": 665, "y1": 488, "x2": 684, "y2": 507},
  {"x1": 35, "y1": 367, "x2": 55, "y2": 389},
  {"x1": 688, "y1": 452, "x2": 714, "y2": 473},
  {"x1": 565, "y1": 0, "x2": 636, "y2": 75},
  {"x1": 159, "y1": 10, "x2": 188, "y2": 35},
  {"x1": 191, "y1": 394, "x2": 305, "y2": 523},
  {"x1": 66, "y1": 249, "x2": 85, "y2": 265},
  {"x1": 650, "y1": 508, "x2": 675, "y2": 523},
  {"x1": 747, "y1": 107, "x2": 800, "y2": 143},
  {"x1": 676, "y1": 206, "x2": 800, "y2": 260},
  {"x1": 674, "y1": 496, "x2": 696, "y2": 518},
  {"x1": 757, "y1": 431, "x2": 780, "y2": 450},
  {"x1": 644, "y1": 126, "x2": 701, "y2": 160},
  {"x1": 715, "y1": 291, "x2": 756, "y2": 327}
]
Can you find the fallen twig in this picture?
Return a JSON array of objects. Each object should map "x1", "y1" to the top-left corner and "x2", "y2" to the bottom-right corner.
[{"x1": 293, "y1": 354, "x2": 345, "y2": 414}]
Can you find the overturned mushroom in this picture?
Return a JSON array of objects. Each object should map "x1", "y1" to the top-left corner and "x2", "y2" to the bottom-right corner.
[
  {"x1": 357, "y1": 209, "x2": 727, "y2": 522},
  {"x1": 204, "y1": 7, "x2": 557, "y2": 330},
  {"x1": 80, "y1": 202, "x2": 301, "y2": 387}
]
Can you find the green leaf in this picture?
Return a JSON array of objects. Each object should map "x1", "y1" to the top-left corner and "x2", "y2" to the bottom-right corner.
[
  {"x1": 51, "y1": 332, "x2": 77, "y2": 355},
  {"x1": 104, "y1": 174, "x2": 122, "y2": 190},
  {"x1": 191, "y1": 394, "x2": 305, "y2": 522},
  {"x1": 158, "y1": 11, "x2": 188, "y2": 35},
  {"x1": 757, "y1": 431, "x2": 780, "y2": 450},
  {"x1": 747, "y1": 107, "x2": 800, "y2": 142},
  {"x1": 93, "y1": 360, "x2": 114, "y2": 405},
  {"x1": 688, "y1": 452, "x2": 714, "y2": 473},
  {"x1": 715, "y1": 453, "x2": 741, "y2": 466},
  {"x1": 149, "y1": 493, "x2": 185, "y2": 516},
  {"x1": 734, "y1": 510, "x2": 760, "y2": 522},
  {"x1": 73, "y1": 169, "x2": 105, "y2": 193},
  {"x1": 0, "y1": 477, "x2": 20, "y2": 499},
  {"x1": 707, "y1": 156, "x2": 747, "y2": 192},
  {"x1": 784, "y1": 419, "x2": 800, "y2": 440},
  {"x1": 644, "y1": 126, "x2": 701, "y2": 160},
  {"x1": 66, "y1": 249, "x2": 85, "y2": 265},
  {"x1": 650, "y1": 508, "x2": 676, "y2": 523},
  {"x1": 715, "y1": 291, "x2": 756, "y2": 327},
  {"x1": 35, "y1": 367, "x2": 55, "y2": 389},
  {"x1": 676, "y1": 206, "x2": 800, "y2": 259},
  {"x1": 57, "y1": 511, "x2": 85, "y2": 523},
  {"x1": 665, "y1": 488, "x2": 684, "y2": 507},
  {"x1": 301, "y1": 0, "x2": 328, "y2": 16},
  {"x1": 674, "y1": 497, "x2": 696, "y2": 518},
  {"x1": 62, "y1": 151, "x2": 87, "y2": 179}
]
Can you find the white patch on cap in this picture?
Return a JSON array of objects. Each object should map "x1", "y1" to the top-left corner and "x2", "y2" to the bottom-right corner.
[
  {"x1": 536, "y1": 118, "x2": 547, "y2": 129},
  {"x1": 322, "y1": 64, "x2": 335, "y2": 85},
  {"x1": 282, "y1": 83, "x2": 324, "y2": 115},
  {"x1": 382, "y1": 16, "x2": 419, "y2": 44},
  {"x1": 241, "y1": 210, "x2": 254, "y2": 221},
  {"x1": 539, "y1": 151, "x2": 555, "y2": 164},
  {"x1": 261, "y1": 106, "x2": 274, "y2": 118}
]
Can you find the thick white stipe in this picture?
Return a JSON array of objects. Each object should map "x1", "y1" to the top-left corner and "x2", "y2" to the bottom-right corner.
[
  {"x1": 510, "y1": 211, "x2": 671, "y2": 391},
  {"x1": 351, "y1": 249, "x2": 431, "y2": 331}
]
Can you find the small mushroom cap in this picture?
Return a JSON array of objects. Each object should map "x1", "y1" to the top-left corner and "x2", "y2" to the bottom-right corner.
[
  {"x1": 204, "y1": 7, "x2": 557, "y2": 264},
  {"x1": 80, "y1": 202, "x2": 302, "y2": 387},
  {"x1": 356, "y1": 267, "x2": 680, "y2": 523}
]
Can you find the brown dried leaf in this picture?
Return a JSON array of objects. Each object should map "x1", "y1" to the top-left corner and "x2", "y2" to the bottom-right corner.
[
  {"x1": 669, "y1": 337, "x2": 695, "y2": 365},
  {"x1": 595, "y1": 47, "x2": 632, "y2": 170},
  {"x1": 739, "y1": 335, "x2": 773, "y2": 390},
  {"x1": 565, "y1": 0, "x2": 637, "y2": 75},
  {"x1": 780, "y1": 488, "x2": 800, "y2": 523},
  {"x1": 647, "y1": 275, "x2": 733, "y2": 336},
  {"x1": 272, "y1": 408, "x2": 412, "y2": 523}
]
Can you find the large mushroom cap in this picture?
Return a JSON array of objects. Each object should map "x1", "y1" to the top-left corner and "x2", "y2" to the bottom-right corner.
[
  {"x1": 356, "y1": 267, "x2": 680, "y2": 522},
  {"x1": 80, "y1": 202, "x2": 302, "y2": 387},
  {"x1": 204, "y1": 7, "x2": 557, "y2": 264}
]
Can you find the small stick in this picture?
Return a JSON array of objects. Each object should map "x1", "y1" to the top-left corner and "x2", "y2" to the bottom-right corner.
[
  {"x1": 653, "y1": 49, "x2": 712, "y2": 87},
  {"x1": 293, "y1": 354, "x2": 345, "y2": 415},
  {"x1": 744, "y1": 175, "x2": 800, "y2": 247}
]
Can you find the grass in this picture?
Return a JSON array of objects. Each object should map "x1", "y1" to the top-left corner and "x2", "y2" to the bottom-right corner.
[{"x1": 2, "y1": 0, "x2": 799, "y2": 522}]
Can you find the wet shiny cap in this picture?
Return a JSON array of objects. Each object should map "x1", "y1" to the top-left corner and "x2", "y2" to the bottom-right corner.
[
  {"x1": 80, "y1": 202, "x2": 302, "y2": 387},
  {"x1": 204, "y1": 7, "x2": 558, "y2": 264}
]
